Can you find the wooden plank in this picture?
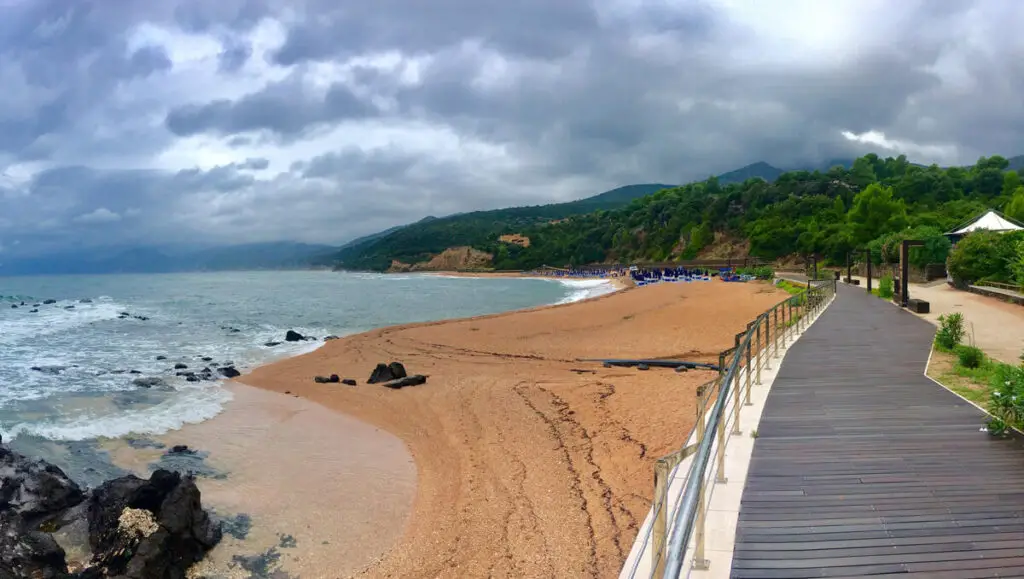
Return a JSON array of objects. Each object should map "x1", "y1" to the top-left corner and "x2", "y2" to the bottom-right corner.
[{"x1": 730, "y1": 285, "x2": 1024, "y2": 578}]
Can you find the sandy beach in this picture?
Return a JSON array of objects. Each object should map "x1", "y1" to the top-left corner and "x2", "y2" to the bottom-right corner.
[{"x1": 232, "y1": 280, "x2": 786, "y2": 578}]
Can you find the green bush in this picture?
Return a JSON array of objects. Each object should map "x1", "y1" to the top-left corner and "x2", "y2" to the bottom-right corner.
[
  {"x1": 878, "y1": 275, "x2": 895, "y2": 299},
  {"x1": 736, "y1": 265, "x2": 774, "y2": 280},
  {"x1": 955, "y1": 345, "x2": 985, "y2": 369},
  {"x1": 947, "y1": 230, "x2": 1024, "y2": 285},
  {"x1": 935, "y1": 312, "x2": 965, "y2": 350},
  {"x1": 989, "y1": 363, "x2": 1024, "y2": 431}
]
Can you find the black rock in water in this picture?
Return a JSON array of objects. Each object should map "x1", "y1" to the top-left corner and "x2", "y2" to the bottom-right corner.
[
  {"x1": 155, "y1": 355, "x2": 167, "y2": 361},
  {"x1": 380, "y1": 375, "x2": 428, "y2": 389},
  {"x1": 323, "y1": 335, "x2": 339, "y2": 341},
  {"x1": 43, "y1": 299, "x2": 57, "y2": 305},
  {"x1": 0, "y1": 444, "x2": 85, "y2": 527},
  {"x1": 132, "y1": 377, "x2": 167, "y2": 389},
  {"x1": 79, "y1": 299, "x2": 93, "y2": 304},
  {"x1": 169, "y1": 445, "x2": 194, "y2": 455},
  {"x1": 200, "y1": 357, "x2": 213, "y2": 362},
  {"x1": 0, "y1": 515, "x2": 69, "y2": 579},
  {"x1": 30, "y1": 366, "x2": 66, "y2": 375},
  {"x1": 284, "y1": 330, "x2": 305, "y2": 342},
  {"x1": 264, "y1": 341, "x2": 282, "y2": 347},
  {"x1": 85, "y1": 469, "x2": 222, "y2": 578},
  {"x1": 29, "y1": 309, "x2": 38, "y2": 313},
  {"x1": 218, "y1": 366, "x2": 241, "y2": 378},
  {"x1": 173, "y1": 363, "x2": 188, "y2": 370},
  {"x1": 10, "y1": 304, "x2": 16, "y2": 309}
]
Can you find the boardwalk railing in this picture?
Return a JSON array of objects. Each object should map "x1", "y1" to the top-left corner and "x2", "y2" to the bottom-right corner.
[{"x1": 623, "y1": 278, "x2": 837, "y2": 578}]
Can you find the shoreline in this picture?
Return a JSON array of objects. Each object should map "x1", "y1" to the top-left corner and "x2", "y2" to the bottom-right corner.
[{"x1": 236, "y1": 279, "x2": 785, "y2": 577}]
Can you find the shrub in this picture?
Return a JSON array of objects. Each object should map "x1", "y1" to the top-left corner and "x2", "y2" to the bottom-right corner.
[
  {"x1": 878, "y1": 275, "x2": 895, "y2": 299},
  {"x1": 989, "y1": 363, "x2": 1024, "y2": 431},
  {"x1": 947, "y1": 229, "x2": 1024, "y2": 285},
  {"x1": 935, "y1": 312, "x2": 965, "y2": 350},
  {"x1": 955, "y1": 345, "x2": 985, "y2": 369}
]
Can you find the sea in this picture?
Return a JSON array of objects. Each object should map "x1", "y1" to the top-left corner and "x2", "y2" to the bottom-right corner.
[{"x1": 0, "y1": 271, "x2": 613, "y2": 484}]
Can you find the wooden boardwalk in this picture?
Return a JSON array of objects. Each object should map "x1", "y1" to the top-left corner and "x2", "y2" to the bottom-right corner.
[{"x1": 730, "y1": 285, "x2": 1024, "y2": 578}]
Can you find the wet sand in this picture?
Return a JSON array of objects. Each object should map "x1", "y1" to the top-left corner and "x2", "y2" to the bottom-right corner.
[
  {"x1": 239, "y1": 280, "x2": 786, "y2": 578},
  {"x1": 102, "y1": 383, "x2": 416, "y2": 578}
]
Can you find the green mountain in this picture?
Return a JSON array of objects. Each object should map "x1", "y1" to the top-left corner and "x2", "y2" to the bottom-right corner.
[
  {"x1": 716, "y1": 162, "x2": 785, "y2": 185},
  {"x1": 332, "y1": 183, "x2": 674, "y2": 270},
  {"x1": 332, "y1": 153, "x2": 1024, "y2": 272}
]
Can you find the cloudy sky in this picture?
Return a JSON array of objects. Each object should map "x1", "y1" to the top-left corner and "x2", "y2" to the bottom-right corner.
[{"x1": 2, "y1": 0, "x2": 1023, "y2": 258}]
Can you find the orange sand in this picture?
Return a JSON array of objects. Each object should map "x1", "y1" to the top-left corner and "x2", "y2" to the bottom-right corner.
[{"x1": 240, "y1": 281, "x2": 785, "y2": 578}]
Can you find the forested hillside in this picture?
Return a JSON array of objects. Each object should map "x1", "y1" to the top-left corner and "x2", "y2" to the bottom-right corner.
[
  {"x1": 333, "y1": 153, "x2": 1024, "y2": 272},
  {"x1": 333, "y1": 183, "x2": 673, "y2": 270}
]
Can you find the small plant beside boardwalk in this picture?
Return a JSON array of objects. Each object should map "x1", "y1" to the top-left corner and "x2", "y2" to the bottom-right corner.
[
  {"x1": 935, "y1": 313, "x2": 965, "y2": 350},
  {"x1": 929, "y1": 313, "x2": 1024, "y2": 436},
  {"x1": 877, "y1": 274, "x2": 895, "y2": 299}
]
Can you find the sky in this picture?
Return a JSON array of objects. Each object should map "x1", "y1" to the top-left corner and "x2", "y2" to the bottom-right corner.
[{"x1": 2, "y1": 0, "x2": 1024, "y2": 258}]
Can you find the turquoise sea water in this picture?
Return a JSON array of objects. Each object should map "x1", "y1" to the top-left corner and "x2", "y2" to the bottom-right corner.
[{"x1": 0, "y1": 271, "x2": 614, "y2": 446}]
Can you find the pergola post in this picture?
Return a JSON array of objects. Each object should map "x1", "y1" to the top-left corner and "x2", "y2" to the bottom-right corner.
[{"x1": 900, "y1": 239, "x2": 925, "y2": 308}]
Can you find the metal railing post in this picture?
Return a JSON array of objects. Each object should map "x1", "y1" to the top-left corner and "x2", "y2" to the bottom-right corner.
[
  {"x1": 716, "y1": 413, "x2": 728, "y2": 483},
  {"x1": 755, "y1": 319, "x2": 763, "y2": 384},
  {"x1": 692, "y1": 483, "x2": 709, "y2": 570},
  {"x1": 652, "y1": 459, "x2": 670, "y2": 575},
  {"x1": 744, "y1": 340, "x2": 753, "y2": 406},
  {"x1": 732, "y1": 358, "x2": 743, "y2": 435},
  {"x1": 773, "y1": 307, "x2": 780, "y2": 358}
]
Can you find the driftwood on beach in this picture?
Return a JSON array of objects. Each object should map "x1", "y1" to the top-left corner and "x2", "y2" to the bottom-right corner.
[{"x1": 579, "y1": 358, "x2": 721, "y2": 372}]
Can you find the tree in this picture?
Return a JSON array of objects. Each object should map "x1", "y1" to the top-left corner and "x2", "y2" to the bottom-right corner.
[
  {"x1": 850, "y1": 157, "x2": 877, "y2": 189},
  {"x1": 1006, "y1": 186, "x2": 1024, "y2": 223},
  {"x1": 848, "y1": 184, "x2": 909, "y2": 245}
]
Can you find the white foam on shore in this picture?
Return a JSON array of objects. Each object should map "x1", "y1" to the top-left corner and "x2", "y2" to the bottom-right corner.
[
  {"x1": 553, "y1": 279, "x2": 618, "y2": 304},
  {"x1": 0, "y1": 386, "x2": 233, "y2": 442}
]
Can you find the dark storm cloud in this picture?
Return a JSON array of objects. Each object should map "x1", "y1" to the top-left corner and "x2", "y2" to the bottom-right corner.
[
  {"x1": 2, "y1": 0, "x2": 1024, "y2": 260},
  {"x1": 165, "y1": 79, "x2": 379, "y2": 137},
  {"x1": 269, "y1": 0, "x2": 600, "y2": 65}
]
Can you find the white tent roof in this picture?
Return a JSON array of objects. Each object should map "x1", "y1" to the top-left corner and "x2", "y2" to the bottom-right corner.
[{"x1": 949, "y1": 210, "x2": 1024, "y2": 235}]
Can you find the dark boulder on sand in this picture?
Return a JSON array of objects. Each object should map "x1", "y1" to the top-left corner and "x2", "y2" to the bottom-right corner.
[
  {"x1": 342, "y1": 378, "x2": 357, "y2": 386},
  {"x1": 314, "y1": 374, "x2": 341, "y2": 384},
  {"x1": 368, "y1": 361, "x2": 408, "y2": 384},
  {"x1": 381, "y1": 375, "x2": 428, "y2": 389},
  {"x1": 218, "y1": 366, "x2": 241, "y2": 378},
  {"x1": 285, "y1": 330, "x2": 305, "y2": 342}
]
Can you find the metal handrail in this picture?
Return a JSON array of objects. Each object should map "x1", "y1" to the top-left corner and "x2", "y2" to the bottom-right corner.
[
  {"x1": 647, "y1": 278, "x2": 836, "y2": 578},
  {"x1": 975, "y1": 280, "x2": 1024, "y2": 293}
]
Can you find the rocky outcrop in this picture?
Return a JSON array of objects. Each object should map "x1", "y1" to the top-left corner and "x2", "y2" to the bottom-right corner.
[
  {"x1": 85, "y1": 470, "x2": 221, "y2": 578},
  {"x1": 0, "y1": 443, "x2": 85, "y2": 528},
  {"x1": 0, "y1": 440, "x2": 221, "y2": 579},
  {"x1": 413, "y1": 247, "x2": 493, "y2": 271}
]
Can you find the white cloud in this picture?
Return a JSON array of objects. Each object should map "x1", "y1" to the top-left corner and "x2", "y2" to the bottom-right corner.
[
  {"x1": 72, "y1": 208, "x2": 122, "y2": 224},
  {"x1": 841, "y1": 130, "x2": 959, "y2": 164}
]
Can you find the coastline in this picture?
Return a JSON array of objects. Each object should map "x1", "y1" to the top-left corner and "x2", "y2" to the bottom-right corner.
[{"x1": 235, "y1": 279, "x2": 785, "y2": 577}]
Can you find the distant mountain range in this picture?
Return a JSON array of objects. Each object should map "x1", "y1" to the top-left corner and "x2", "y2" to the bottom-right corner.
[{"x1": 0, "y1": 242, "x2": 335, "y2": 276}]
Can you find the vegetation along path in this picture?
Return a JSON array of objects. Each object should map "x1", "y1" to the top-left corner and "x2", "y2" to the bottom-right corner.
[{"x1": 730, "y1": 284, "x2": 1024, "y2": 578}]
